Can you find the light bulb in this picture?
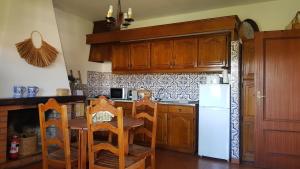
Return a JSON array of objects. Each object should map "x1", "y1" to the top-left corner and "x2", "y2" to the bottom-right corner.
[{"x1": 128, "y1": 8, "x2": 132, "y2": 18}]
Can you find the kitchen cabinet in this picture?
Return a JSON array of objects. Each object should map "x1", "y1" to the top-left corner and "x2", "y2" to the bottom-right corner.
[
  {"x1": 173, "y1": 37, "x2": 198, "y2": 69},
  {"x1": 114, "y1": 101, "x2": 132, "y2": 117},
  {"x1": 112, "y1": 44, "x2": 130, "y2": 71},
  {"x1": 198, "y1": 34, "x2": 228, "y2": 67},
  {"x1": 150, "y1": 39, "x2": 173, "y2": 69},
  {"x1": 89, "y1": 44, "x2": 112, "y2": 62},
  {"x1": 167, "y1": 105, "x2": 195, "y2": 153},
  {"x1": 156, "y1": 105, "x2": 168, "y2": 146},
  {"x1": 114, "y1": 101, "x2": 196, "y2": 154},
  {"x1": 112, "y1": 42, "x2": 150, "y2": 71},
  {"x1": 130, "y1": 42, "x2": 151, "y2": 70}
]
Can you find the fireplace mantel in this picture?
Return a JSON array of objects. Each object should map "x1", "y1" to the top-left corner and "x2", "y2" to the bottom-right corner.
[
  {"x1": 0, "y1": 96, "x2": 85, "y2": 107},
  {"x1": 0, "y1": 95, "x2": 86, "y2": 168}
]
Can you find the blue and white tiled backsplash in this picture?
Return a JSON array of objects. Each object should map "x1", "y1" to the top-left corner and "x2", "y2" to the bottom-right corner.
[{"x1": 87, "y1": 71, "x2": 226, "y2": 101}]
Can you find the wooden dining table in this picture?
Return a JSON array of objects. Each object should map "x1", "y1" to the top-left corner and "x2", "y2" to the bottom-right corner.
[{"x1": 69, "y1": 117, "x2": 144, "y2": 169}]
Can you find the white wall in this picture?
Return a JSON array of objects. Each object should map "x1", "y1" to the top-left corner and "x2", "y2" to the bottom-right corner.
[
  {"x1": 54, "y1": 8, "x2": 112, "y2": 83},
  {"x1": 0, "y1": 0, "x2": 70, "y2": 97},
  {"x1": 130, "y1": 0, "x2": 300, "y2": 31}
]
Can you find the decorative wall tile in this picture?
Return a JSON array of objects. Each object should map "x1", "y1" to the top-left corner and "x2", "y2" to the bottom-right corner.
[
  {"x1": 87, "y1": 72, "x2": 215, "y2": 101},
  {"x1": 230, "y1": 41, "x2": 241, "y2": 161}
]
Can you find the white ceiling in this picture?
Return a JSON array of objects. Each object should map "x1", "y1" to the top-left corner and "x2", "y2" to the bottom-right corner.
[{"x1": 53, "y1": 0, "x2": 274, "y2": 22}]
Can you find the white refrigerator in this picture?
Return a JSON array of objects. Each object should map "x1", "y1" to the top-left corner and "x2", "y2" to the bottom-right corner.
[{"x1": 198, "y1": 84, "x2": 230, "y2": 160}]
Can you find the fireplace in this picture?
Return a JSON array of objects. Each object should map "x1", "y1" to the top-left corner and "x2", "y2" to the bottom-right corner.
[
  {"x1": 0, "y1": 96, "x2": 85, "y2": 168},
  {"x1": 7, "y1": 108, "x2": 40, "y2": 159}
]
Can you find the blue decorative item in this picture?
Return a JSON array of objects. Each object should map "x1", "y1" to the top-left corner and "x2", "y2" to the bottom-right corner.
[
  {"x1": 27, "y1": 86, "x2": 39, "y2": 97},
  {"x1": 13, "y1": 86, "x2": 26, "y2": 98}
]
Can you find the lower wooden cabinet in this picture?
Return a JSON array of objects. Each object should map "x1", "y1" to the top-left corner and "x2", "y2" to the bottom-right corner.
[
  {"x1": 114, "y1": 101, "x2": 133, "y2": 117},
  {"x1": 114, "y1": 101, "x2": 196, "y2": 154},
  {"x1": 156, "y1": 106, "x2": 168, "y2": 146}
]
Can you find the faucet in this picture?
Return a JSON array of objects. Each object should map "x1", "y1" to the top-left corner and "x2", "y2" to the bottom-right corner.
[{"x1": 155, "y1": 88, "x2": 165, "y2": 101}]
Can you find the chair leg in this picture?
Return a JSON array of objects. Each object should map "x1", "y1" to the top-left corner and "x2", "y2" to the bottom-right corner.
[
  {"x1": 42, "y1": 159, "x2": 48, "y2": 169},
  {"x1": 151, "y1": 153, "x2": 155, "y2": 169}
]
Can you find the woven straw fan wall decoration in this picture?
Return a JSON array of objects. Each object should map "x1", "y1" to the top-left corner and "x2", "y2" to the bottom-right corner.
[{"x1": 15, "y1": 31, "x2": 59, "y2": 67}]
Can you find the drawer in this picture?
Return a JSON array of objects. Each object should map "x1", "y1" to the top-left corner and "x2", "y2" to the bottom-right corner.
[
  {"x1": 169, "y1": 105, "x2": 194, "y2": 114},
  {"x1": 158, "y1": 104, "x2": 168, "y2": 113}
]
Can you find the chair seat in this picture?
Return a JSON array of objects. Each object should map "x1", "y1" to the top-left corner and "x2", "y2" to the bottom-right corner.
[
  {"x1": 128, "y1": 144, "x2": 152, "y2": 158},
  {"x1": 49, "y1": 147, "x2": 78, "y2": 163},
  {"x1": 95, "y1": 150, "x2": 144, "y2": 169}
]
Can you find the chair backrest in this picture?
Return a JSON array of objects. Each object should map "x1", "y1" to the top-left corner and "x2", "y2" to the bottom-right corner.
[
  {"x1": 86, "y1": 98, "x2": 126, "y2": 169},
  {"x1": 38, "y1": 98, "x2": 72, "y2": 169},
  {"x1": 132, "y1": 96, "x2": 158, "y2": 150},
  {"x1": 90, "y1": 96, "x2": 115, "y2": 107}
]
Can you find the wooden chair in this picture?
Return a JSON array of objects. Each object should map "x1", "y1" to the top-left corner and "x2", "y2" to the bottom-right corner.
[
  {"x1": 86, "y1": 98, "x2": 145, "y2": 169},
  {"x1": 129, "y1": 96, "x2": 158, "y2": 169},
  {"x1": 38, "y1": 98, "x2": 78, "y2": 169}
]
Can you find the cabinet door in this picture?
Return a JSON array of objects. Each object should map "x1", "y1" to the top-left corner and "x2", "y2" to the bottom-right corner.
[
  {"x1": 150, "y1": 39, "x2": 173, "y2": 69},
  {"x1": 130, "y1": 42, "x2": 150, "y2": 70},
  {"x1": 156, "y1": 105, "x2": 168, "y2": 146},
  {"x1": 167, "y1": 106, "x2": 195, "y2": 153},
  {"x1": 242, "y1": 39, "x2": 255, "y2": 80},
  {"x1": 114, "y1": 102, "x2": 132, "y2": 117},
  {"x1": 198, "y1": 34, "x2": 228, "y2": 67},
  {"x1": 242, "y1": 80, "x2": 255, "y2": 162},
  {"x1": 112, "y1": 44, "x2": 130, "y2": 71},
  {"x1": 173, "y1": 37, "x2": 198, "y2": 68},
  {"x1": 89, "y1": 44, "x2": 112, "y2": 62}
]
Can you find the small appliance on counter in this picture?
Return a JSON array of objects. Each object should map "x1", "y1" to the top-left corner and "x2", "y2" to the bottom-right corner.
[
  {"x1": 128, "y1": 89, "x2": 138, "y2": 100},
  {"x1": 110, "y1": 88, "x2": 128, "y2": 99}
]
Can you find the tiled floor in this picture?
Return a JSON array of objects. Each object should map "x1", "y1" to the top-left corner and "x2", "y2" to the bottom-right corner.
[{"x1": 21, "y1": 149, "x2": 260, "y2": 169}]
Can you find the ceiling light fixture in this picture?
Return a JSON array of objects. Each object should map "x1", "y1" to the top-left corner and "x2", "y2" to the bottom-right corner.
[{"x1": 106, "y1": 0, "x2": 134, "y2": 29}]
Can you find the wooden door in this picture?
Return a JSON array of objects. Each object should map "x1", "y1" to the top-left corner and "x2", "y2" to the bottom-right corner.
[
  {"x1": 150, "y1": 39, "x2": 173, "y2": 69},
  {"x1": 130, "y1": 42, "x2": 150, "y2": 70},
  {"x1": 255, "y1": 30, "x2": 300, "y2": 169},
  {"x1": 173, "y1": 37, "x2": 198, "y2": 69},
  {"x1": 242, "y1": 80, "x2": 255, "y2": 161},
  {"x1": 198, "y1": 34, "x2": 228, "y2": 67},
  {"x1": 242, "y1": 40, "x2": 255, "y2": 79},
  {"x1": 242, "y1": 39, "x2": 255, "y2": 162},
  {"x1": 89, "y1": 44, "x2": 112, "y2": 62},
  {"x1": 156, "y1": 105, "x2": 168, "y2": 146},
  {"x1": 112, "y1": 44, "x2": 130, "y2": 71}
]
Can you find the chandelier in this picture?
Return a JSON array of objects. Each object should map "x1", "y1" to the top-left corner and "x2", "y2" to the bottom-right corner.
[{"x1": 106, "y1": 0, "x2": 134, "y2": 29}]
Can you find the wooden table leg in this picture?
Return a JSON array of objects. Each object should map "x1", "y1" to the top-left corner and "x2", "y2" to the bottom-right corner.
[{"x1": 78, "y1": 130, "x2": 87, "y2": 169}]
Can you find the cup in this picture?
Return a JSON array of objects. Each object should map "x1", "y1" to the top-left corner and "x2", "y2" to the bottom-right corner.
[
  {"x1": 13, "y1": 86, "x2": 26, "y2": 98},
  {"x1": 27, "y1": 86, "x2": 39, "y2": 97}
]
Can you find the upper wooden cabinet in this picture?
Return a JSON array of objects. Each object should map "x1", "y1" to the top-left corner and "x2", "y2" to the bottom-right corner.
[
  {"x1": 130, "y1": 42, "x2": 151, "y2": 70},
  {"x1": 112, "y1": 44, "x2": 130, "y2": 71},
  {"x1": 198, "y1": 34, "x2": 228, "y2": 67},
  {"x1": 173, "y1": 37, "x2": 198, "y2": 69},
  {"x1": 150, "y1": 39, "x2": 173, "y2": 69},
  {"x1": 89, "y1": 44, "x2": 112, "y2": 62},
  {"x1": 112, "y1": 42, "x2": 151, "y2": 71}
]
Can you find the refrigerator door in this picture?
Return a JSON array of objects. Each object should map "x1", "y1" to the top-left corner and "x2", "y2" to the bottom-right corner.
[
  {"x1": 198, "y1": 107, "x2": 230, "y2": 160},
  {"x1": 199, "y1": 84, "x2": 230, "y2": 108}
]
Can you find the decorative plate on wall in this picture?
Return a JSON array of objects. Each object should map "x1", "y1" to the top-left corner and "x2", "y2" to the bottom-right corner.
[
  {"x1": 238, "y1": 19, "x2": 259, "y2": 40},
  {"x1": 15, "y1": 31, "x2": 59, "y2": 67}
]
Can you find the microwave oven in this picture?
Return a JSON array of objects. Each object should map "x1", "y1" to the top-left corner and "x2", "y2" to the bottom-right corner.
[{"x1": 110, "y1": 88, "x2": 128, "y2": 99}]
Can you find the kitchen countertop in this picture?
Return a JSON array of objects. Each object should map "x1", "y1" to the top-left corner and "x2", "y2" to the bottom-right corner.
[{"x1": 88, "y1": 98, "x2": 198, "y2": 106}]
